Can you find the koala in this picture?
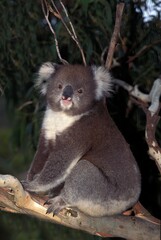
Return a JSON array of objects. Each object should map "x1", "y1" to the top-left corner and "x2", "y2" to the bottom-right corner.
[{"x1": 24, "y1": 62, "x2": 141, "y2": 217}]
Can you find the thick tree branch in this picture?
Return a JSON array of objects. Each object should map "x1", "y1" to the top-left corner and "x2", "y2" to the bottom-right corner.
[{"x1": 0, "y1": 174, "x2": 160, "y2": 240}]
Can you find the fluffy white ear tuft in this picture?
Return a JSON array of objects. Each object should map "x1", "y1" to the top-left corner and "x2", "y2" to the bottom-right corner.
[
  {"x1": 92, "y1": 66, "x2": 112, "y2": 100},
  {"x1": 35, "y1": 62, "x2": 57, "y2": 95}
]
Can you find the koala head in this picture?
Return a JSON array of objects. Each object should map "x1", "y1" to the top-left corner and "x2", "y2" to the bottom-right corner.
[{"x1": 36, "y1": 62, "x2": 112, "y2": 115}]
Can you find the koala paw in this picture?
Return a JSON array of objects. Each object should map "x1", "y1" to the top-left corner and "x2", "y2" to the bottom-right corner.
[
  {"x1": 45, "y1": 196, "x2": 68, "y2": 216},
  {"x1": 21, "y1": 180, "x2": 39, "y2": 193}
]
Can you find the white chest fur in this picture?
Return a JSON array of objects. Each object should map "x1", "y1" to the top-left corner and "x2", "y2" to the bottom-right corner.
[{"x1": 42, "y1": 108, "x2": 82, "y2": 141}]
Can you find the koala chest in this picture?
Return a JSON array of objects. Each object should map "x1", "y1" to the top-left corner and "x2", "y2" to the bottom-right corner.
[{"x1": 42, "y1": 108, "x2": 82, "y2": 141}]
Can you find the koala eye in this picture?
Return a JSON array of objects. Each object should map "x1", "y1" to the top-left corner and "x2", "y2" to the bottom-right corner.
[
  {"x1": 58, "y1": 84, "x2": 63, "y2": 89},
  {"x1": 77, "y1": 88, "x2": 83, "y2": 94}
]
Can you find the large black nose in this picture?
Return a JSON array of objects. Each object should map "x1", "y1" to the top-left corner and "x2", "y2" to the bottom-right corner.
[{"x1": 62, "y1": 85, "x2": 73, "y2": 100}]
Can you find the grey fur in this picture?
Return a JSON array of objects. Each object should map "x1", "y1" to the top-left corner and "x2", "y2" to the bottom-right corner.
[{"x1": 24, "y1": 63, "x2": 141, "y2": 217}]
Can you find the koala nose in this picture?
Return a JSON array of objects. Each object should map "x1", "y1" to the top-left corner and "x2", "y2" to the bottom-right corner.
[{"x1": 62, "y1": 85, "x2": 73, "y2": 100}]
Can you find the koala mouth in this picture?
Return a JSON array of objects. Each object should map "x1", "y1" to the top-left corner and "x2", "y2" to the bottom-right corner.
[{"x1": 60, "y1": 97, "x2": 73, "y2": 110}]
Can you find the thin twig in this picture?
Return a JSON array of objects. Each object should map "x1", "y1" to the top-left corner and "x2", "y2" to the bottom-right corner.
[
  {"x1": 59, "y1": 1, "x2": 77, "y2": 38},
  {"x1": 49, "y1": 0, "x2": 86, "y2": 66},
  {"x1": 50, "y1": 0, "x2": 77, "y2": 42},
  {"x1": 59, "y1": 0, "x2": 87, "y2": 66},
  {"x1": 41, "y1": 0, "x2": 68, "y2": 65},
  {"x1": 18, "y1": 101, "x2": 33, "y2": 111},
  {"x1": 128, "y1": 39, "x2": 161, "y2": 63},
  {"x1": 105, "y1": 3, "x2": 125, "y2": 70},
  {"x1": 0, "y1": 84, "x2": 4, "y2": 95}
]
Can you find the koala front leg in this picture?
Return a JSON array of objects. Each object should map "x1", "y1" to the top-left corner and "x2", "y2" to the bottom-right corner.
[
  {"x1": 27, "y1": 132, "x2": 50, "y2": 181},
  {"x1": 23, "y1": 149, "x2": 83, "y2": 194},
  {"x1": 22, "y1": 176, "x2": 43, "y2": 194},
  {"x1": 24, "y1": 127, "x2": 91, "y2": 194}
]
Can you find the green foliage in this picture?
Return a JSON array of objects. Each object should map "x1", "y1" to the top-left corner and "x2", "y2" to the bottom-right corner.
[{"x1": 0, "y1": 213, "x2": 95, "y2": 240}]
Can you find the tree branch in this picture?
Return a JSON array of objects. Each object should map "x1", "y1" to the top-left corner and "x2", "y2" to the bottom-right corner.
[
  {"x1": 58, "y1": 0, "x2": 87, "y2": 66},
  {"x1": 127, "y1": 39, "x2": 161, "y2": 63},
  {"x1": 0, "y1": 174, "x2": 160, "y2": 240},
  {"x1": 41, "y1": 0, "x2": 68, "y2": 65},
  {"x1": 105, "y1": 2, "x2": 125, "y2": 70},
  {"x1": 42, "y1": 0, "x2": 86, "y2": 66},
  {"x1": 113, "y1": 76, "x2": 161, "y2": 174}
]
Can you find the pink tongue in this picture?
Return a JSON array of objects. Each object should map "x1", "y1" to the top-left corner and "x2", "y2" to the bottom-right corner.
[{"x1": 62, "y1": 99, "x2": 71, "y2": 105}]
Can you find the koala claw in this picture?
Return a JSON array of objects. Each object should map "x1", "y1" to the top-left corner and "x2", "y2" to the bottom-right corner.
[
  {"x1": 45, "y1": 196, "x2": 67, "y2": 216},
  {"x1": 46, "y1": 205, "x2": 64, "y2": 216}
]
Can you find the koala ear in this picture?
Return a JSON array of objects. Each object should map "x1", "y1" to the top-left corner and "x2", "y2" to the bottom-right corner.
[
  {"x1": 92, "y1": 66, "x2": 112, "y2": 100},
  {"x1": 35, "y1": 62, "x2": 58, "y2": 95}
]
